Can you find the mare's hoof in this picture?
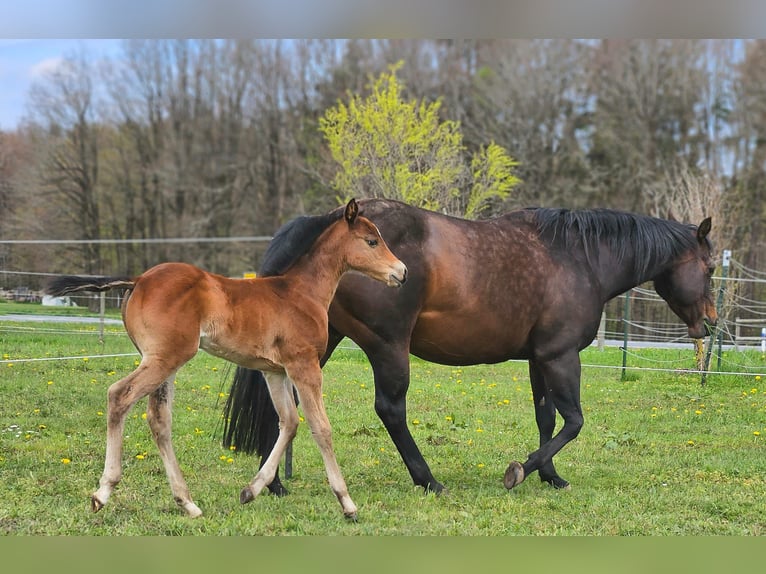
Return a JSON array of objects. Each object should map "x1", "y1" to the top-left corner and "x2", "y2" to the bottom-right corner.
[
  {"x1": 90, "y1": 495, "x2": 104, "y2": 513},
  {"x1": 268, "y1": 482, "x2": 289, "y2": 497},
  {"x1": 544, "y1": 476, "x2": 571, "y2": 490},
  {"x1": 240, "y1": 486, "x2": 255, "y2": 504},
  {"x1": 503, "y1": 461, "x2": 525, "y2": 490},
  {"x1": 344, "y1": 512, "x2": 358, "y2": 523}
]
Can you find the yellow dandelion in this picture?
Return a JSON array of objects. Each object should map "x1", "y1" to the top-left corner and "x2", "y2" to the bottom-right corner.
[
  {"x1": 754, "y1": 431, "x2": 761, "y2": 437},
  {"x1": 47, "y1": 380, "x2": 53, "y2": 385},
  {"x1": 477, "y1": 463, "x2": 485, "y2": 468},
  {"x1": 61, "y1": 458, "x2": 71, "y2": 464},
  {"x1": 97, "y1": 411, "x2": 103, "y2": 416},
  {"x1": 6, "y1": 363, "x2": 13, "y2": 368},
  {"x1": 141, "y1": 412, "x2": 147, "y2": 420},
  {"x1": 412, "y1": 419, "x2": 420, "y2": 425},
  {"x1": 503, "y1": 399, "x2": 510, "y2": 405},
  {"x1": 194, "y1": 428, "x2": 204, "y2": 435},
  {"x1": 756, "y1": 375, "x2": 762, "y2": 381},
  {"x1": 38, "y1": 424, "x2": 46, "y2": 430},
  {"x1": 226, "y1": 457, "x2": 234, "y2": 464},
  {"x1": 219, "y1": 455, "x2": 228, "y2": 461},
  {"x1": 229, "y1": 445, "x2": 236, "y2": 451},
  {"x1": 379, "y1": 447, "x2": 386, "y2": 452},
  {"x1": 135, "y1": 454, "x2": 145, "y2": 460},
  {"x1": 687, "y1": 440, "x2": 695, "y2": 446},
  {"x1": 695, "y1": 410, "x2": 702, "y2": 415},
  {"x1": 82, "y1": 357, "x2": 89, "y2": 362},
  {"x1": 445, "y1": 415, "x2": 453, "y2": 422},
  {"x1": 218, "y1": 392, "x2": 226, "y2": 398}
]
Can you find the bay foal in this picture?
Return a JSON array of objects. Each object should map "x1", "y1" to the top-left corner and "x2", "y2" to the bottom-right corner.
[{"x1": 46, "y1": 199, "x2": 407, "y2": 520}]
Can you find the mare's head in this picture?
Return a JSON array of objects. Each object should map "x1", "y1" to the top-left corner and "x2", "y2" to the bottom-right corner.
[
  {"x1": 653, "y1": 217, "x2": 717, "y2": 338},
  {"x1": 339, "y1": 198, "x2": 408, "y2": 287}
]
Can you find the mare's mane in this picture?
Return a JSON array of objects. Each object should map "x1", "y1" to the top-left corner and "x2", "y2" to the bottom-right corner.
[
  {"x1": 259, "y1": 210, "x2": 345, "y2": 277},
  {"x1": 531, "y1": 207, "x2": 699, "y2": 278}
]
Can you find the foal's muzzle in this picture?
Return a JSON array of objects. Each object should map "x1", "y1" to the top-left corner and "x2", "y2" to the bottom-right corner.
[{"x1": 388, "y1": 263, "x2": 408, "y2": 287}]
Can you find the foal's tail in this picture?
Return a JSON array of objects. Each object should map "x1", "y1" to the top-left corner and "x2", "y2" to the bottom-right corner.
[
  {"x1": 45, "y1": 275, "x2": 134, "y2": 296},
  {"x1": 222, "y1": 366, "x2": 279, "y2": 456}
]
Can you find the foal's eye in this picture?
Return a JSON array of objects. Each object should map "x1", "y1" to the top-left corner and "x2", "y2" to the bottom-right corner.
[{"x1": 366, "y1": 238, "x2": 378, "y2": 247}]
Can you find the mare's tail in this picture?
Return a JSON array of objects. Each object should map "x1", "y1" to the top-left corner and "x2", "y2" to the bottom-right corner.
[
  {"x1": 45, "y1": 275, "x2": 134, "y2": 296},
  {"x1": 222, "y1": 366, "x2": 280, "y2": 456}
]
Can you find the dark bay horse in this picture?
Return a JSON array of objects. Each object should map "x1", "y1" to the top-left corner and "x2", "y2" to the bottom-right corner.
[
  {"x1": 45, "y1": 199, "x2": 407, "y2": 519},
  {"x1": 224, "y1": 198, "x2": 716, "y2": 497}
]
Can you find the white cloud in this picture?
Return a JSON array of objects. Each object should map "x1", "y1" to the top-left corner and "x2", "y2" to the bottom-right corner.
[{"x1": 29, "y1": 56, "x2": 65, "y2": 79}]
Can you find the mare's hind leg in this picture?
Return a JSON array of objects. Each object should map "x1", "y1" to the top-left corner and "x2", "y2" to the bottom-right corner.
[
  {"x1": 240, "y1": 372, "x2": 299, "y2": 503},
  {"x1": 146, "y1": 376, "x2": 202, "y2": 517},
  {"x1": 525, "y1": 360, "x2": 570, "y2": 489},
  {"x1": 504, "y1": 351, "x2": 583, "y2": 491},
  {"x1": 93, "y1": 358, "x2": 185, "y2": 512}
]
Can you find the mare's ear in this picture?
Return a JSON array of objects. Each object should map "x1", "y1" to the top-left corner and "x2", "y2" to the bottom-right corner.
[
  {"x1": 697, "y1": 217, "x2": 712, "y2": 242},
  {"x1": 667, "y1": 210, "x2": 677, "y2": 222},
  {"x1": 344, "y1": 198, "x2": 359, "y2": 224}
]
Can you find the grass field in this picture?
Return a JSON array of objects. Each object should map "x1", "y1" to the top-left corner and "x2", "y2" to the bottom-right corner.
[{"x1": 1, "y1": 303, "x2": 765, "y2": 535}]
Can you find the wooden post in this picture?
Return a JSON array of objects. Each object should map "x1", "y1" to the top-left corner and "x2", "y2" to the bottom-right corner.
[
  {"x1": 597, "y1": 311, "x2": 606, "y2": 351},
  {"x1": 621, "y1": 290, "x2": 631, "y2": 380},
  {"x1": 702, "y1": 249, "x2": 730, "y2": 385}
]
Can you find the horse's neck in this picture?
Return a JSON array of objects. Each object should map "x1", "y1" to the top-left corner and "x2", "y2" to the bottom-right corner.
[
  {"x1": 596, "y1": 251, "x2": 669, "y2": 302},
  {"x1": 283, "y1": 243, "x2": 346, "y2": 309}
]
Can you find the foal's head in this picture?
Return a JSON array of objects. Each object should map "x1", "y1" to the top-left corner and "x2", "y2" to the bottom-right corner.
[
  {"x1": 338, "y1": 198, "x2": 408, "y2": 288},
  {"x1": 653, "y1": 217, "x2": 717, "y2": 339}
]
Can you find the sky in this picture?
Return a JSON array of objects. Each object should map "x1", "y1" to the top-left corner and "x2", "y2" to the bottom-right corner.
[
  {"x1": 0, "y1": 39, "x2": 121, "y2": 130},
  {"x1": 0, "y1": 1, "x2": 762, "y2": 131}
]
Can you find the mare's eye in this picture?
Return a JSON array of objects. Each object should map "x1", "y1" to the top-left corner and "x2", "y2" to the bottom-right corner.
[{"x1": 366, "y1": 238, "x2": 378, "y2": 247}]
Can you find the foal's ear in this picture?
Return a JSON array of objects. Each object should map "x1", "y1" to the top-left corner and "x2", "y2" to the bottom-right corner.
[
  {"x1": 344, "y1": 198, "x2": 359, "y2": 224},
  {"x1": 697, "y1": 217, "x2": 712, "y2": 241}
]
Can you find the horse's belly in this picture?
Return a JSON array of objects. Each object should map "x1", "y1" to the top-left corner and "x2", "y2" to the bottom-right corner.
[{"x1": 410, "y1": 313, "x2": 529, "y2": 365}]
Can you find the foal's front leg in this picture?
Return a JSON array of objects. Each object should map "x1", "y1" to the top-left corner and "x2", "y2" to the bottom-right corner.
[
  {"x1": 290, "y1": 362, "x2": 357, "y2": 520},
  {"x1": 240, "y1": 371, "x2": 300, "y2": 503}
]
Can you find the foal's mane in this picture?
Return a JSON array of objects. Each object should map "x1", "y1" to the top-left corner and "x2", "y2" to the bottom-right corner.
[
  {"x1": 259, "y1": 209, "x2": 345, "y2": 276},
  {"x1": 531, "y1": 208, "x2": 699, "y2": 277}
]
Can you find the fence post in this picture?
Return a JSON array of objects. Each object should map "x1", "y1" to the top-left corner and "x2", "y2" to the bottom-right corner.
[
  {"x1": 621, "y1": 290, "x2": 631, "y2": 380},
  {"x1": 734, "y1": 317, "x2": 740, "y2": 352},
  {"x1": 99, "y1": 291, "x2": 106, "y2": 344},
  {"x1": 597, "y1": 311, "x2": 606, "y2": 351},
  {"x1": 702, "y1": 249, "x2": 730, "y2": 385}
]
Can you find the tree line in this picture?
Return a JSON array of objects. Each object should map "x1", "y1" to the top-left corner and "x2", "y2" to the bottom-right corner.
[{"x1": 0, "y1": 40, "x2": 764, "y2": 319}]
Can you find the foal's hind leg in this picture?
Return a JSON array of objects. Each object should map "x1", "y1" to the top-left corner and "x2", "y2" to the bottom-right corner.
[
  {"x1": 146, "y1": 376, "x2": 202, "y2": 517},
  {"x1": 92, "y1": 358, "x2": 187, "y2": 513}
]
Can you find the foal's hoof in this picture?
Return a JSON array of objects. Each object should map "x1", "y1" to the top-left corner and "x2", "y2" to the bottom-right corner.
[
  {"x1": 344, "y1": 511, "x2": 358, "y2": 523},
  {"x1": 90, "y1": 495, "x2": 105, "y2": 513},
  {"x1": 240, "y1": 486, "x2": 255, "y2": 505},
  {"x1": 503, "y1": 461, "x2": 525, "y2": 490}
]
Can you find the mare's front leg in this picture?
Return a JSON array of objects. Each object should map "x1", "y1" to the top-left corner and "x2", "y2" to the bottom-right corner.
[
  {"x1": 504, "y1": 351, "x2": 584, "y2": 491},
  {"x1": 519, "y1": 360, "x2": 571, "y2": 489},
  {"x1": 369, "y1": 345, "x2": 445, "y2": 494}
]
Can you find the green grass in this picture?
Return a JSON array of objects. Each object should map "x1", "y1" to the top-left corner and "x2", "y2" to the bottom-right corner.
[{"x1": 1, "y1": 316, "x2": 765, "y2": 535}]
